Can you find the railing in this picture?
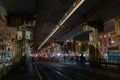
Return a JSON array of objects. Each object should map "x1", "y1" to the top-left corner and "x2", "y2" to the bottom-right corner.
[{"x1": 101, "y1": 61, "x2": 120, "y2": 71}]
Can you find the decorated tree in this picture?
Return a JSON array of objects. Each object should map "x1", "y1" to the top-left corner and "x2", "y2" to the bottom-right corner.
[{"x1": 80, "y1": 42, "x2": 88, "y2": 54}]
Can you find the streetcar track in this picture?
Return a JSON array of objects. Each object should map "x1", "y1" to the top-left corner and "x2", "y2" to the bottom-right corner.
[
  {"x1": 48, "y1": 63, "x2": 91, "y2": 80},
  {"x1": 35, "y1": 62, "x2": 51, "y2": 80},
  {"x1": 40, "y1": 62, "x2": 120, "y2": 80},
  {"x1": 59, "y1": 63, "x2": 120, "y2": 80},
  {"x1": 51, "y1": 63, "x2": 102, "y2": 80},
  {"x1": 42, "y1": 63, "x2": 72, "y2": 80},
  {"x1": 35, "y1": 60, "x2": 120, "y2": 80},
  {"x1": 37, "y1": 62, "x2": 71, "y2": 80}
]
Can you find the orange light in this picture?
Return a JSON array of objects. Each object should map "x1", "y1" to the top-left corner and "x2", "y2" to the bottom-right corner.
[
  {"x1": 47, "y1": 45, "x2": 51, "y2": 48},
  {"x1": 99, "y1": 36, "x2": 102, "y2": 39},
  {"x1": 104, "y1": 35, "x2": 106, "y2": 38}
]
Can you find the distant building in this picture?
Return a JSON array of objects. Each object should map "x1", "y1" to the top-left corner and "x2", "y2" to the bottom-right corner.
[
  {"x1": 99, "y1": 32, "x2": 116, "y2": 55},
  {"x1": 98, "y1": 19, "x2": 115, "y2": 56},
  {"x1": 98, "y1": 18, "x2": 120, "y2": 56}
]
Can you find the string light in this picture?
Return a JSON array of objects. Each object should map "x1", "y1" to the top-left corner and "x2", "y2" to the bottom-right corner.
[{"x1": 38, "y1": 0, "x2": 85, "y2": 50}]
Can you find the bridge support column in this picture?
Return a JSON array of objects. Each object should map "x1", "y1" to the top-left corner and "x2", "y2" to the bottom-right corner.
[{"x1": 83, "y1": 21, "x2": 104, "y2": 67}]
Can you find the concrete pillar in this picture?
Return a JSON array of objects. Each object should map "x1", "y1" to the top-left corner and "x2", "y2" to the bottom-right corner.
[
  {"x1": 83, "y1": 24, "x2": 99, "y2": 46},
  {"x1": 83, "y1": 22, "x2": 103, "y2": 67}
]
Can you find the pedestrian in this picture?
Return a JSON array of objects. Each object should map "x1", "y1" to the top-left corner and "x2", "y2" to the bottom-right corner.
[
  {"x1": 80, "y1": 54, "x2": 85, "y2": 66},
  {"x1": 70, "y1": 56, "x2": 74, "y2": 63},
  {"x1": 76, "y1": 55, "x2": 79, "y2": 64}
]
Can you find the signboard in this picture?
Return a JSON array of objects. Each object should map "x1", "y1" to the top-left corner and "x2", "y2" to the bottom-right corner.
[
  {"x1": 25, "y1": 31, "x2": 31, "y2": 40},
  {"x1": 17, "y1": 31, "x2": 22, "y2": 40}
]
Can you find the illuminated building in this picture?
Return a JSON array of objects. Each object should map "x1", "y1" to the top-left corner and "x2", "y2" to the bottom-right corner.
[{"x1": 98, "y1": 18, "x2": 120, "y2": 56}]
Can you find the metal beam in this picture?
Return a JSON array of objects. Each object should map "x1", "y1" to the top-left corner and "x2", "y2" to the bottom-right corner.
[{"x1": 53, "y1": 0, "x2": 115, "y2": 41}]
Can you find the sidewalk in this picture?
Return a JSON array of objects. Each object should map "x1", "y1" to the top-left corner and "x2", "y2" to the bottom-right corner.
[
  {"x1": 61, "y1": 61, "x2": 120, "y2": 79},
  {"x1": 2, "y1": 62, "x2": 39, "y2": 80}
]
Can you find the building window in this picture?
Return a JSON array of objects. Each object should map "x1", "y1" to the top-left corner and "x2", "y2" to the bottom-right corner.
[
  {"x1": 108, "y1": 38, "x2": 111, "y2": 41},
  {"x1": 105, "y1": 44, "x2": 107, "y2": 47}
]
